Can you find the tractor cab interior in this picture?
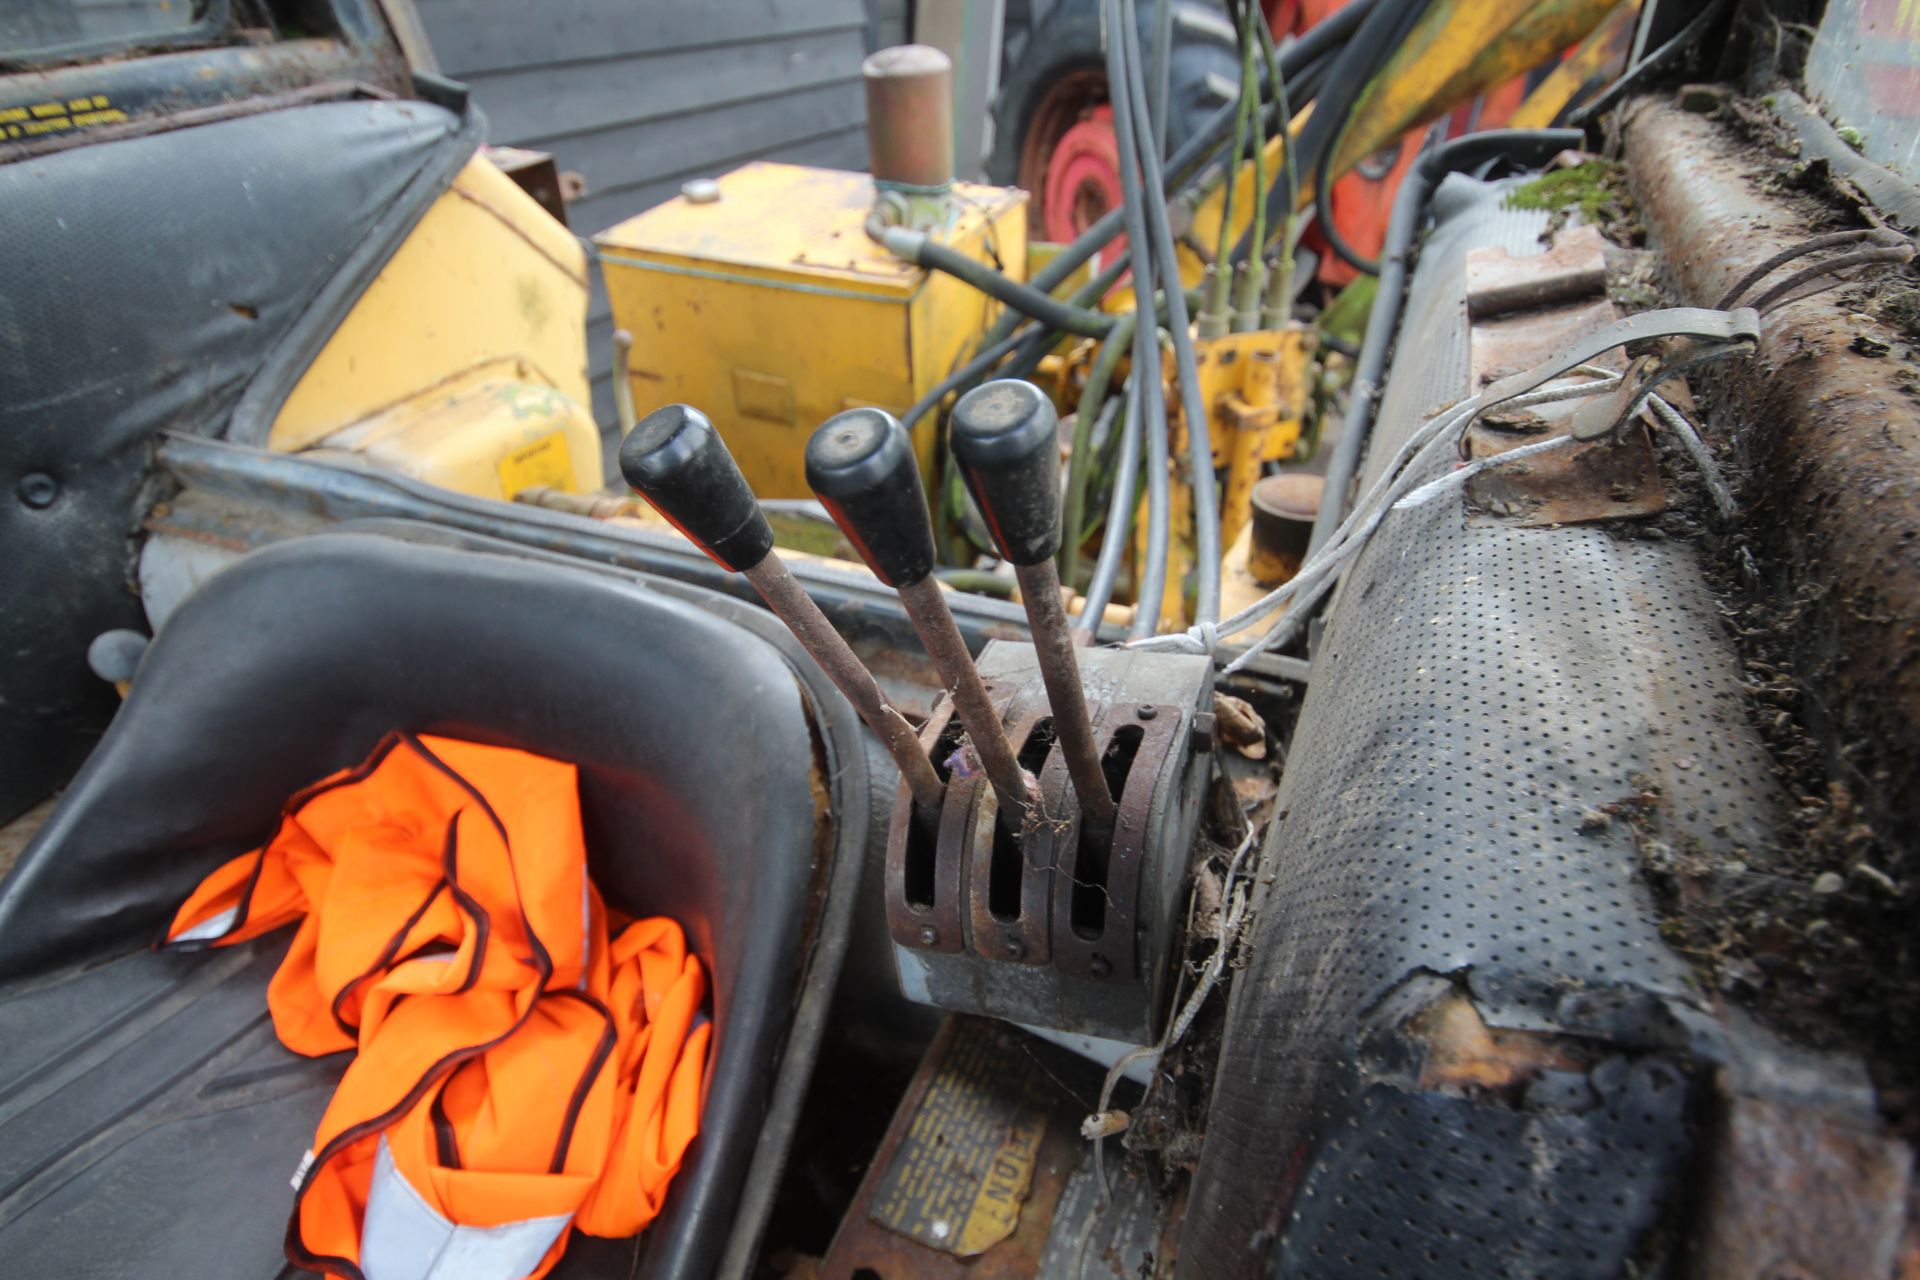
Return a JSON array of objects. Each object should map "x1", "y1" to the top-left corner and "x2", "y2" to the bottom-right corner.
[{"x1": 0, "y1": 530, "x2": 875, "y2": 1277}]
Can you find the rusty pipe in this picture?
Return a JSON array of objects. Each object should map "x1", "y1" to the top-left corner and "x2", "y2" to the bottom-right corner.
[
  {"x1": 863, "y1": 44, "x2": 954, "y2": 190},
  {"x1": 1013, "y1": 558, "x2": 1116, "y2": 831},
  {"x1": 897, "y1": 576, "x2": 1039, "y2": 815}
]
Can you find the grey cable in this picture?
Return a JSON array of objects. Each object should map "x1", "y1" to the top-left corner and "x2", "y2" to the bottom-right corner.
[
  {"x1": 1122, "y1": 0, "x2": 1222, "y2": 626},
  {"x1": 1647, "y1": 393, "x2": 1736, "y2": 517},
  {"x1": 1135, "y1": 307, "x2": 1763, "y2": 665},
  {"x1": 1076, "y1": 377, "x2": 1145, "y2": 636},
  {"x1": 1150, "y1": 0, "x2": 1174, "y2": 159},
  {"x1": 1105, "y1": 0, "x2": 1173, "y2": 640}
]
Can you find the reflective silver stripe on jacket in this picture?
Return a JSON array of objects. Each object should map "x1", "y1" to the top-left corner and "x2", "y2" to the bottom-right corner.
[{"x1": 360, "y1": 1135, "x2": 571, "y2": 1280}]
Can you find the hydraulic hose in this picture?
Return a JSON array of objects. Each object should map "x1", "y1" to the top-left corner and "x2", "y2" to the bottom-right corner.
[
  {"x1": 903, "y1": 254, "x2": 1132, "y2": 438},
  {"x1": 877, "y1": 226, "x2": 1118, "y2": 337},
  {"x1": 1309, "y1": 0, "x2": 1437, "y2": 275},
  {"x1": 1255, "y1": 12, "x2": 1299, "y2": 319},
  {"x1": 1076, "y1": 373, "x2": 1147, "y2": 636},
  {"x1": 981, "y1": 0, "x2": 1378, "y2": 354},
  {"x1": 1314, "y1": 139, "x2": 1380, "y2": 274},
  {"x1": 1104, "y1": 0, "x2": 1172, "y2": 640},
  {"x1": 1122, "y1": 0, "x2": 1221, "y2": 627},
  {"x1": 1061, "y1": 310, "x2": 1140, "y2": 584},
  {"x1": 1215, "y1": 26, "x2": 1254, "y2": 270},
  {"x1": 1233, "y1": 0, "x2": 1423, "y2": 267},
  {"x1": 1242, "y1": 1, "x2": 1268, "y2": 286},
  {"x1": 1150, "y1": 0, "x2": 1174, "y2": 159},
  {"x1": 1307, "y1": 127, "x2": 1584, "y2": 558}
]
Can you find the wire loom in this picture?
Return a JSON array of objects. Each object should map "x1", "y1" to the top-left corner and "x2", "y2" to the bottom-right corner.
[{"x1": 1129, "y1": 304, "x2": 1763, "y2": 668}]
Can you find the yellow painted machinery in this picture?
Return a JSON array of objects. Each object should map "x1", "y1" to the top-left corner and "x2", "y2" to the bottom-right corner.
[
  {"x1": 272, "y1": 153, "x2": 604, "y2": 500},
  {"x1": 595, "y1": 163, "x2": 1027, "y2": 499}
]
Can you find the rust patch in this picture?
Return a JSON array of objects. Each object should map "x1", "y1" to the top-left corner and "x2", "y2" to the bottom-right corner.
[
  {"x1": 1464, "y1": 417, "x2": 1667, "y2": 526},
  {"x1": 1623, "y1": 93, "x2": 1920, "y2": 1111},
  {"x1": 1466, "y1": 224, "x2": 1611, "y2": 319},
  {"x1": 1470, "y1": 298, "x2": 1623, "y2": 385},
  {"x1": 1690, "y1": 1090, "x2": 1913, "y2": 1280},
  {"x1": 1410, "y1": 990, "x2": 1587, "y2": 1098}
]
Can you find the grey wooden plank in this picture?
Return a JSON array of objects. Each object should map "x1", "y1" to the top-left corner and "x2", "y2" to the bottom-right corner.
[
  {"x1": 558, "y1": 81, "x2": 865, "y2": 216},
  {"x1": 469, "y1": 25, "x2": 865, "y2": 147},
  {"x1": 417, "y1": 0, "x2": 865, "y2": 75}
]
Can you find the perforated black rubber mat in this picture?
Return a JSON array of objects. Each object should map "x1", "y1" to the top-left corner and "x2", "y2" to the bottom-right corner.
[{"x1": 1180, "y1": 175, "x2": 1779, "y2": 1278}]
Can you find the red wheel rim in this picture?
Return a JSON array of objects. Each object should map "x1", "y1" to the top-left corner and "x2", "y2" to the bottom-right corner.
[{"x1": 1015, "y1": 70, "x2": 1128, "y2": 269}]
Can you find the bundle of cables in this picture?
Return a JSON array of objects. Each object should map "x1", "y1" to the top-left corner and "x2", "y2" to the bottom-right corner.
[{"x1": 879, "y1": 0, "x2": 1401, "y2": 645}]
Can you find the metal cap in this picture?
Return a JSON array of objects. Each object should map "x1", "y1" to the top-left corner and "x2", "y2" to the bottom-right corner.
[
  {"x1": 619, "y1": 404, "x2": 774, "y2": 572},
  {"x1": 950, "y1": 379, "x2": 1062, "y2": 567},
  {"x1": 862, "y1": 44, "x2": 954, "y2": 189},
  {"x1": 805, "y1": 408, "x2": 936, "y2": 588},
  {"x1": 1249, "y1": 472, "x2": 1324, "y2": 587}
]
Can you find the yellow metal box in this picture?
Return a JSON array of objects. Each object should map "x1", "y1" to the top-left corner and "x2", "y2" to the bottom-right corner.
[{"x1": 594, "y1": 162, "x2": 1028, "y2": 498}]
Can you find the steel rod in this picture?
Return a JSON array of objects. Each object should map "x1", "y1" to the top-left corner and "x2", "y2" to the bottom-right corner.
[
  {"x1": 897, "y1": 577, "x2": 1038, "y2": 815},
  {"x1": 1014, "y1": 559, "x2": 1118, "y2": 830}
]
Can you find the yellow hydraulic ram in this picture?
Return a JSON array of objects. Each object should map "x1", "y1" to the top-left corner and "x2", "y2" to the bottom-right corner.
[
  {"x1": 1328, "y1": 0, "x2": 1618, "y2": 177},
  {"x1": 1186, "y1": 0, "x2": 1619, "y2": 255}
]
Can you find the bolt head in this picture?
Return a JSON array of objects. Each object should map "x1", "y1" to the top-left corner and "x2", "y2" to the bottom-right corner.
[
  {"x1": 917, "y1": 924, "x2": 939, "y2": 947},
  {"x1": 18, "y1": 472, "x2": 57, "y2": 509},
  {"x1": 1004, "y1": 938, "x2": 1025, "y2": 960},
  {"x1": 1136, "y1": 704, "x2": 1158, "y2": 720},
  {"x1": 1089, "y1": 954, "x2": 1112, "y2": 978},
  {"x1": 1191, "y1": 711, "x2": 1217, "y2": 752}
]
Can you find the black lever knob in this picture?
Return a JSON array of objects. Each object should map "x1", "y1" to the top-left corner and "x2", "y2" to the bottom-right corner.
[
  {"x1": 619, "y1": 403, "x2": 774, "y2": 572},
  {"x1": 949, "y1": 379, "x2": 1061, "y2": 567},
  {"x1": 804, "y1": 408, "x2": 936, "y2": 588}
]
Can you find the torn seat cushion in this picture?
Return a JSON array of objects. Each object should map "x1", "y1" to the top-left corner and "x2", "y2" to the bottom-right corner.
[{"x1": 0, "y1": 532, "x2": 833, "y2": 1280}]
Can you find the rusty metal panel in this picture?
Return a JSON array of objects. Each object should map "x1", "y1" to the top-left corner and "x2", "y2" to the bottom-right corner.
[
  {"x1": 887, "y1": 644, "x2": 1213, "y2": 1044},
  {"x1": 967, "y1": 710, "x2": 1055, "y2": 966}
]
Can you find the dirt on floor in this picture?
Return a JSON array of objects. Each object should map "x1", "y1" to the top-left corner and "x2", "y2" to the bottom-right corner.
[{"x1": 1613, "y1": 90, "x2": 1920, "y2": 1133}]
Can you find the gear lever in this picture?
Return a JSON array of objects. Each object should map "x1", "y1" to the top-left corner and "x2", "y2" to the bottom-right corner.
[
  {"x1": 620, "y1": 403, "x2": 945, "y2": 811},
  {"x1": 949, "y1": 380, "x2": 1117, "y2": 830},
  {"x1": 805, "y1": 408, "x2": 1039, "y2": 817}
]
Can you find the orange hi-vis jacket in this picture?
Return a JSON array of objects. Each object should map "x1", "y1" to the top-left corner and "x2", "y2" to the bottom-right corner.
[{"x1": 164, "y1": 732, "x2": 710, "y2": 1280}]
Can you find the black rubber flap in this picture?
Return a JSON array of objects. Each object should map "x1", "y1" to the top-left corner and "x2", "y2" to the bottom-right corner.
[{"x1": 0, "y1": 98, "x2": 468, "y2": 822}]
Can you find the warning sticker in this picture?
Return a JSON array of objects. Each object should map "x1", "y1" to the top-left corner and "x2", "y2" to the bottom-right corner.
[
  {"x1": 868, "y1": 1020, "x2": 1052, "y2": 1256},
  {"x1": 0, "y1": 94, "x2": 128, "y2": 141},
  {"x1": 495, "y1": 430, "x2": 574, "y2": 497}
]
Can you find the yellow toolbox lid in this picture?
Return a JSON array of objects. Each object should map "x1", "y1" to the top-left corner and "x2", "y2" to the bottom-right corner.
[{"x1": 593, "y1": 162, "x2": 1024, "y2": 300}]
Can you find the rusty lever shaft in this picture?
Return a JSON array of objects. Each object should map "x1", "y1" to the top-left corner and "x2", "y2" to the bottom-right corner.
[
  {"x1": 950, "y1": 380, "x2": 1117, "y2": 830},
  {"x1": 806, "y1": 408, "x2": 1037, "y2": 816},
  {"x1": 743, "y1": 554, "x2": 945, "y2": 810},
  {"x1": 620, "y1": 403, "x2": 945, "y2": 810}
]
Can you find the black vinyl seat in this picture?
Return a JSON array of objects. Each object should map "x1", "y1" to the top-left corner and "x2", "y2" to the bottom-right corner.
[{"x1": 0, "y1": 530, "x2": 867, "y2": 1279}]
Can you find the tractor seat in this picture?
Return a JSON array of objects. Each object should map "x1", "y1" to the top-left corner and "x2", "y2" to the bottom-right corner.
[{"x1": 0, "y1": 530, "x2": 867, "y2": 1279}]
